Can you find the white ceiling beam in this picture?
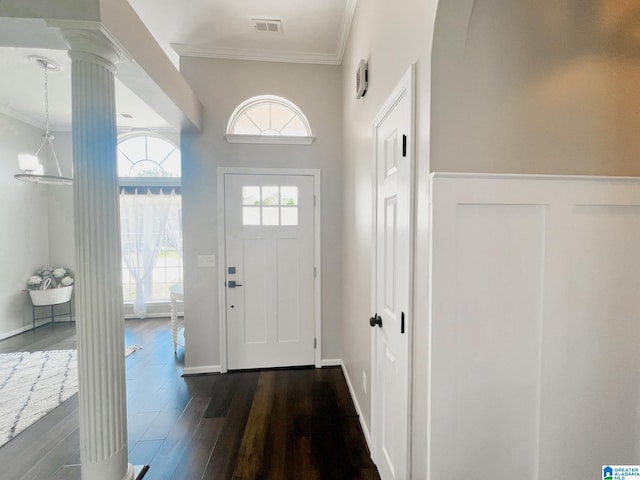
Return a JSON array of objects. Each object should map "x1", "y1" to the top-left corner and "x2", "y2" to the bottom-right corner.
[{"x1": 0, "y1": 0, "x2": 203, "y2": 132}]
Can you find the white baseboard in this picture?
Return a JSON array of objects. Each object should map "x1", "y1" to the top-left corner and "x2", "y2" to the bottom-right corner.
[
  {"x1": 124, "y1": 312, "x2": 184, "y2": 320},
  {"x1": 0, "y1": 318, "x2": 75, "y2": 341},
  {"x1": 0, "y1": 325, "x2": 34, "y2": 341},
  {"x1": 182, "y1": 365, "x2": 221, "y2": 376},
  {"x1": 321, "y1": 358, "x2": 342, "y2": 367},
  {"x1": 327, "y1": 358, "x2": 373, "y2": 452}
]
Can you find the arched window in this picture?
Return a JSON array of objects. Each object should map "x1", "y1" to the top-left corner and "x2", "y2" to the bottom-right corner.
[
  {"x1": 117, "y1": 133, "x2": 182, "y2": 314},
  {"x1": 226, "y1": 95, "x2": 314, "y2": 145},
  {"x1": 117, "y1": 132, "x2": 181, "y2": 179}
]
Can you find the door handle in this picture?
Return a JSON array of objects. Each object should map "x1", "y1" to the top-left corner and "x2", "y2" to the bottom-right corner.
[
  {"x1": 228, "y1": 280, "x2": 243, "y2": 288},
  {"x1": 369, "y1": 314, "x2": 382, "y2": 328}
]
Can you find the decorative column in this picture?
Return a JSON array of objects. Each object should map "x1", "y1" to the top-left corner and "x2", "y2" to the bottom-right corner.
[{"x1": 63, "y1": 29, "x2": 134, "y2": 480}]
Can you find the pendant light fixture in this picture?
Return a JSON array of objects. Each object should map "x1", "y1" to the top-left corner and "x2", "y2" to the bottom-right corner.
[{"x1": 14, "y1": 56, "x2": 72, "y2": 186}]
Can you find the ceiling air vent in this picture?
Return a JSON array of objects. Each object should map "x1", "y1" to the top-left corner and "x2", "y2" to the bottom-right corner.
[{"x1": 252, "y1": 18, "x2": 282, "y2": 33}]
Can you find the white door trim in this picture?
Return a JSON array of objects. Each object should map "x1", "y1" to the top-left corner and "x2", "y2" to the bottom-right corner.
[
  {"x1": 370, "y1": 65, "x2": 416, "y2": 477},
  {"x1": 217, "y1": 167, "x2": 322, "y2": 373}
]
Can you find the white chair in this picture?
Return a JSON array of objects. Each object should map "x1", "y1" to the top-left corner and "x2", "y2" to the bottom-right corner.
[{"x1": 169, "y1": 283, "x2": 184, "y2": 354}]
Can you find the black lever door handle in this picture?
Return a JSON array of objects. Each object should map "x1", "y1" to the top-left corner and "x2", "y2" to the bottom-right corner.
[
  {"x1": 228, "y1": 281, "x2": 243, "y2": 288},
  {"x1": 369, "y1": 314, "x2": 382, "y2": 328}
]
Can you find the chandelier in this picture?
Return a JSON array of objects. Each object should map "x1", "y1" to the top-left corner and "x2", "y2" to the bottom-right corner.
[{"x1": 14, "y1": 56, "x2": 72, "y2": 186}]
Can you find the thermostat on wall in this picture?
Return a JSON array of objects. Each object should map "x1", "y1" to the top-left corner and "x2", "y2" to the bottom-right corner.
[{"x1": 356, "y1": 60, "x2": 368, "y2": 99}]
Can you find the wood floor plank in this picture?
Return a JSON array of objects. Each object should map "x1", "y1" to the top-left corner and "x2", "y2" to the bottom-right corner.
[
  {"x1": 0, "y1": 320, "x2": 380, "y2": 480},
  {"x1": 48, "y1": 464, "x2": 81, "y2": 480},
  {"x1": 202, "y1": 370, "x2": 259, "y2": 479},
  {"x1": 0, "y1": 322, "x2": 76, "y2": 353},
  {"x1": 140, "y1": 406, "x2": 184, "y2": 442},
  {"x1": 292, "y1": 436, "x2": 321, "y2": 480},
  {"x1": 344, "y1": 417, "x2": 376, "y2": 469},
  {"x1": 0, "y1": 395, "x2": 80, "y2": 480},
  {"x1": 169, "y1": 417, "x2": 224, "y2": 480},
  {"x1": 232, "y1": 370, "x2": 276, "y2": 479},
  {"x1": 144, "y1": 396, "x2": 211, "y2": 480},
  {"x1": 329, "y1": 367, "x2": 359, "y2": 418},
  {"x1": 203, "y1": 372, "x2": 240, "y2": 417},
  {"x1": 21, "y1": 427, "x2": 80, "y2": 480},
  {"x1": 129, "y1": 439, "x2": 164, "y2": 467},
  {"x1": 259, "y1": 370, "x2": 290, "y2": 479},
  {"x1": 127, "y1": 410, "x2": 161, "y2": 446},
  {"x1": 311, "y1": 379, "x2": 358, "y2": 479},
  {"x1": 283, "y1": 369, "x2": 316, "y2": 478}
]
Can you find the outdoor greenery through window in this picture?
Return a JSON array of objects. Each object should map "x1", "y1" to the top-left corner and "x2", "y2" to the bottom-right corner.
[
  {"x1": 117, "y1": 133, "x2": 181, "y2": 177},
  {"x1": 118, "y1": 133, "x2": 182, "y2": 315},
  {"x1": 242, "y1": 185, "x2": 299, "y2": 226}
]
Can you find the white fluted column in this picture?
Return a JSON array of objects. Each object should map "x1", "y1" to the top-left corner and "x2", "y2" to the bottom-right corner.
[{"x1": 63, "y1": 29, "x2": 134, "y2": 480}]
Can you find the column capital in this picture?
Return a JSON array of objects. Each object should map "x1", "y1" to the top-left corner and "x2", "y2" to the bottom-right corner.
[{"x1": 62, "y1": 28, "x2": 120, "y2": 71}]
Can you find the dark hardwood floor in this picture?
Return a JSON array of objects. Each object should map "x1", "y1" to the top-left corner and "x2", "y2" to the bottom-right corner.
[{"x1": 0, "y1": 319, "x2": 379, "y2": 479}]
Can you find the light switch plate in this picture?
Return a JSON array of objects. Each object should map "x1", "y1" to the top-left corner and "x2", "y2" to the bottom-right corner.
[{"x1": 197, "y1": 254, "x2": 216, "y2": 267}]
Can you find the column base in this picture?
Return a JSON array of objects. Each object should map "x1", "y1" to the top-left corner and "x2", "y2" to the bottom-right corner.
[
  {"x1": 134, "y1": 465, "x2": 149, "y2": 479},
  {"x1": 80, "y1": 456, "x2": 134, "y2": 480},
  {"x1": 124, "y1": 464, "x2": 134, "y2": 480}
]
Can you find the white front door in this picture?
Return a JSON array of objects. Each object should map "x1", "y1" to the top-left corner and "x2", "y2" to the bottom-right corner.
[
  {"x1": 223, "y1": 173, "x2": 316, "y2": 370},
  {"x1": 371, "y1": 67, "x2": 414, "y2": 480}
]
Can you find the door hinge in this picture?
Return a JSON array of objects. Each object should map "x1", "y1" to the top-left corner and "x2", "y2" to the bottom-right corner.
[
  {"x1": 314, "y1": 337, "x2": 317, "y2": 349},
  {"x1": 401, "y1": 312, "x2": 405, "y2": 334},
  {"x1": 314, "y1": 267, "x2": 317, "y2": 278},
  {"x1": 402, "y1": 134, "x2": 407, "y2": 157}
]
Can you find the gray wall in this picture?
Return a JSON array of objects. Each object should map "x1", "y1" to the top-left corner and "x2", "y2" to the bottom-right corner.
[
  {"x1": 432, "y1": 0, "x2": 640, "y2": 175},
  {"x1": 46, "y1": 131, "x2": 75, "y2": 268},
  {"x1": 180, "y1": 58, "x2": 343, "y2": 370},
  {"x1": 0, "y1": 112, "x2": 56, "y2": 337},
  {"x1": 340, "y1": 1, "x2": 437, "y2": 477}
]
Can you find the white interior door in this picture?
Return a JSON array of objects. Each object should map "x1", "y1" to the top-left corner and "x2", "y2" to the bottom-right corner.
[
  {"x1": 224, "y1": 173, "x2": 316, "y2": 370},
  {"x1": 372, "y1": 67, "x2": 414, "y2": 480}
]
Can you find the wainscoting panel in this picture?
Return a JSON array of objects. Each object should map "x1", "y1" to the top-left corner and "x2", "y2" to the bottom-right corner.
[
  {"x1": 428, "y1": 174, "x2": 640, "y2": 480},
  {"x1": 558, "y1": 204, "x2": 640, "y2": 478}
]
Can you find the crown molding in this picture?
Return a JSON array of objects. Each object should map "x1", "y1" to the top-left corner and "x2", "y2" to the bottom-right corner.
[
  {"x1": 0, "y1": 104, "x2": 41, "y2": 130},
  {"x1": 172, "y1": 44, "x2": 340, "y2": 65},
  {"x1": 172, "y1": 0, "x2": 358, "y2": 66},
  {"x1": 0, "y1": 105, "x2": 71, "y2": 132},
  {"x1": 337, "y1": 0, "x2": 358, "y2": 65}
]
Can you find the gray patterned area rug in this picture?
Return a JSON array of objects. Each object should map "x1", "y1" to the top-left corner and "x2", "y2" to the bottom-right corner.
[
  {"x1": 0, "y1": 346, "x2": 142, "y2": 448},
  {"x1": 0, "y1": 350, "x2": 77, "y2": 447}
]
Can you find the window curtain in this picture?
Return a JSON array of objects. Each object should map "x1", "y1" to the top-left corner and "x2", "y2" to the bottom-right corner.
[
  {"x1": 120, "y1": 188, "x2": 178, "y2": 317},
  {"x1": 166, "y1": 206, "x2": 183, "y2": 259}
]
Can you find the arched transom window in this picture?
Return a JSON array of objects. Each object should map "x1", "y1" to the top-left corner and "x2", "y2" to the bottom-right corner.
[
  {"x1": 226, "y1": 95, "x2": 314, "y2": 145},
  {"x1": 117, "y1": 133, "x2": 181, "y2": 178}
]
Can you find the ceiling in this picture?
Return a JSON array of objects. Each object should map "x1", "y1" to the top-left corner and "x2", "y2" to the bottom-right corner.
[
  {"x1": 0, "y1": 47, "x2": 169, "y2": 132},
  {"x1": 128, "y1": 0, "x2": 357, "y2": 67},
  {"x1": 0, "y1": 0, "x2": 356, "y2": 132}
]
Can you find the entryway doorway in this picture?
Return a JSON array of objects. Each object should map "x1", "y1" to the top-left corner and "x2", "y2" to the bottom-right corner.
[{"x1": 218, "y1": 168, "x2": 321, "y2": 371}]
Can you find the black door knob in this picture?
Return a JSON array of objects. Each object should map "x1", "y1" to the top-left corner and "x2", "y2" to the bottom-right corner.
[{"x1": 369, "y1": 314, "x2": 382, "y2": 328}]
